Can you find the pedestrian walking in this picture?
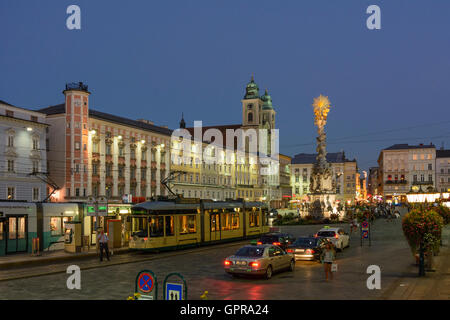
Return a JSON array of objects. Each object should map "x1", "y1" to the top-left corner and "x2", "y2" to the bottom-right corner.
[
  {"x1": 321, "y1": 243, "x2": 336, "y2": 281},
  {"x1": 97, "y1": 228, "x2": 110, "y2": 262}
]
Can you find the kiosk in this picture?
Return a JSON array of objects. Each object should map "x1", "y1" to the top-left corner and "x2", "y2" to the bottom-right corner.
[{"x1": 64, "y1": 221, "x2": 82, "y2": 253}]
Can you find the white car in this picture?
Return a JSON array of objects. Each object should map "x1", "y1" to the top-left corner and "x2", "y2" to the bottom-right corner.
[{"x1": 315, "y1": 227, "x2": 350, "y2": 251}]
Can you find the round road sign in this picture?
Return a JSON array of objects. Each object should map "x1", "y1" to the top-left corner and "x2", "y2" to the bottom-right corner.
[{"x1": 138, "y1": 272, "x2": 154, "y2": 293}]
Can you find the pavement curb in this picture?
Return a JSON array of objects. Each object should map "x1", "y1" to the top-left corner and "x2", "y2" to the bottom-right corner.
[{"x1": 0, "y1": 248, "x2": 131, "y2": 270}]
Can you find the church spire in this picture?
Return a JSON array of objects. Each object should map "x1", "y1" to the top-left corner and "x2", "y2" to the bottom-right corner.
[{"x1": 179, "y1": 112, "x2": 186, "y2": 129}]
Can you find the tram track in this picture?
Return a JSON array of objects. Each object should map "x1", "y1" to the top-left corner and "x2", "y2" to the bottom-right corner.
[{"x1": 0, "y1": 239, "x2": 250, "y2": 282}]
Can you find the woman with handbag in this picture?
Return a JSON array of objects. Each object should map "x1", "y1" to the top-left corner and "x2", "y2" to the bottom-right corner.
[{"x1": 321, "y1": 243, "x2": 336, "y2": 281}]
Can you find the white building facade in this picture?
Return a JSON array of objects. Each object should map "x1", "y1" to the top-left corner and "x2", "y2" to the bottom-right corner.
[
  {"x1": 436, "y1": 149, "x2": 450, "y2": 193},
  {"x1": 0, "y1": 100, "x2": 48, "y2": 201}
]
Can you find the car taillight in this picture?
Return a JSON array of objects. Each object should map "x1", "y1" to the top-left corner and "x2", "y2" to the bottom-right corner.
[
  {"x1": 314, "y1": 234, "x2": 318, "y2": 238},
  {"x1": 224, "y1": 260, "x2": 232, "y2": 266},
  {"x1": 257, "y1": 241, "x2": 262, "y2": 245},
  {"x1": 249, "y1": 261, "x2": 260, "y2": 268},
  {"x1": 305, "y1": 249, "x2": 315, "y2": 254},
  {"x1": 143, "y1": 238, "x2": 148, "y2": 241},
  {"x1": 273, "y1": 242, "x2": 281, "y2": 246},
  {"x1": 335, "y1": 234, "x2": 339, "y2": 239},
  {"x1": 286, "y1": 249, "x2": 294, "y2": 253}
]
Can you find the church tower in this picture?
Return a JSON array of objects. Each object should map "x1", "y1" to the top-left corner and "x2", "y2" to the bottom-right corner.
[{"x1": 242, "y1": 75, "x2": 263, "y2": 129}]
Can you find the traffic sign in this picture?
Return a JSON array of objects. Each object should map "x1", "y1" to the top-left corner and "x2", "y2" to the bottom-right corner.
[
  {"x1": 166, "y1": 282, "x2": 183, "y2": 300},
  {"x1": 362, "y1": 230, "x2": 369, "y2": 239},
  {"x1": 135, "y1": 270, "x2": 158, "y2": 300},
  {"x1": 138, "y1": 273, "x2": 154, "y2": 293},
  {"x1": 163, "y1": 272, "x2": 187, "y2": 300},
  {"x1": 361, "y1": 221, "x2": 369, "y2": 230}
]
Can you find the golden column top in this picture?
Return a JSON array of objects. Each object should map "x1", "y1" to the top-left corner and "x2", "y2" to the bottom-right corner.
[{"x1": 312, "y1": 94, "x2": 331, "y2": 125}]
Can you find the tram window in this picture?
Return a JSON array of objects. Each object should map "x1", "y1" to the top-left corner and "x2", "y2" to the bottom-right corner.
[
  {"x1": 180, "y1": 215, "x2": 196, "y2": 234},
  {"x1": 18, "y1": 217, "x2": 25, "y2": 239},
  {"x1": 221, "y1": 213, "x2": 231, "y2": 231},
  {"x1": 165, "y1": 216, "x2": 174, "y2": 236},
  {"x1": 50, "y1": 217, "x2": 72, "y2": 236},
  {"x1": 149, "y1": 216, "x2": 164, "y2": 237},
  {"x1": 249, "y1": 210, "x2": 260, "y2": 227},
  {"x1": 231, "y1": 213, "x2": 240, "y2": 230},
  {"x1": 131, "y1": 217, "x2": 148, "y2": 237},
  {"x1": 0, "y1": 221, "x2": 3, "y2": 240}
]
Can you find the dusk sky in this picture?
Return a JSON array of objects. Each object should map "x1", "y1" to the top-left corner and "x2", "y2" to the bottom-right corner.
[{"x1": 1, "y1": 0, "x2": 450, "y2": 172}]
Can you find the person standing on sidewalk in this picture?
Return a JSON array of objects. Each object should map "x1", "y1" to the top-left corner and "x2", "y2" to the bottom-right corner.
[
  {"x1": 321, "y1": 243, "x2": 336, "y2": 281},
  {"x1": 97, "y1": 228, "x2": 110, "y2": 262}
]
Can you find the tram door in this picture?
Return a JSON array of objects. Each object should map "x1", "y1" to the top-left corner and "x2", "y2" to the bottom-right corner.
[
  {"x1": 210, "y1": 212, "x2": 221, "y2": 241},
  {"x1": 0, "y1": 218, "x2": 6, "y2": 255},
  {"x1": 6, "y1": 215, "x2": 27, "y2": 254}
]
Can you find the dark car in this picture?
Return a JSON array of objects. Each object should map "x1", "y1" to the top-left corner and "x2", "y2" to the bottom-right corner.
[
  {"x1": 257, "y1": 233, "x2": 295, "y2": 250},
  {"x1": 286, "y1": 237, "x2": 330, "y2": 261}
]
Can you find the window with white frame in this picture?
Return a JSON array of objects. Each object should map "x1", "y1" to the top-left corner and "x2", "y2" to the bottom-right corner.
[
  {"x1": 7, "y1": 160, "x2": 14, "y2": 172},
  {"x1": 7, "y1": 187, "x2": 15, "y2": 200},
  {"x1": 7, "y1": 135, "x2": 14, "y2": 147},
  {"x1": 32, "y1": 188, "x2": 39, "y2": 201}
]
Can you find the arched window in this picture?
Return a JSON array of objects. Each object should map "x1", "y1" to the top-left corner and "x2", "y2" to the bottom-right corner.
[{"x1": 248, "y1": 112, "x2": 253, "y2": 123}]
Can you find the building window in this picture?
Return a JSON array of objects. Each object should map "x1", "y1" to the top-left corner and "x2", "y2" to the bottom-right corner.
[
  {"x1": 248, "y1": 112, "x2": 253, "y2": 123},
  {"x1": 32, "y1": 138, "x2": 39, "y2": 150},
  {"x1": 106, "y1": 144, "x2": 111, "y2": 155},
  {"x1": 7, "y1": 135, "x2": 14, "y2": 147},
  {"x1": 141, "y1": 150, "x2": 146, "y2": 160},
  {"x1": 118, "y1": 166, "x2": 124, "y2": 178},
  {"x1": 119, "y1": 146, "x2": 124, "y2": 156},
  {"x1": 7, "y1": 160, "x2": 14, "y2": 172},
  {"x1": 130, "y1": 148, "x2": 136, "y2": 160},
  {"x1": 428, "y1": 164, "x2": 432, "y2": 170},
  {"x1": 75, "y1": 142, "x2": 80, "y2": 150},
  {"x1": 6, "y1": 110, "x2": 14, "y2": 117},
  {"x1": 428, "y1": 174, "x2": 433, "y2": 182},
  {"x1": 32, "y1": 187, "x2": 39, "y2": 201},
  {"x1": 92, "y1": 141, "x2": 99, "y2": 153},
  {"x1": 32, "y1": 160, "x2": 39, "y2": 173},
  {"x1": 7, "y1": 187, "x2": 15, "y2": 200},
  {"x1": 106, "y1": 164, "x2": 112, "y2": 177},
  {"x1": 76, "y1": 188, "x2": 80, "y2": 197},
  {"x1": 92, "y1": 163, "x2": 98, "y2": 175}
]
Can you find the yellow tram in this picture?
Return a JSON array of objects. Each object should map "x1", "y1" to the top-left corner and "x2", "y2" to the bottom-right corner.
[{"x1": 128, "y1": 197, "x2": 269, "y2": 251}]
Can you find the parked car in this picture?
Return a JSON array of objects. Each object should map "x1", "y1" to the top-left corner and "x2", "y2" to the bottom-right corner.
[
  {"x1": 286, "y1": 237, "x2": 330, "y2": 261},
  {"x1": 314, "y1": 227, "x2": 350, "y2": 251},
  {"x1": 224, "y1": 244, "x2": 295, "y2": 279},
  {"x1": 257, "y1": 232, "x2": 295, "y2": 250}
]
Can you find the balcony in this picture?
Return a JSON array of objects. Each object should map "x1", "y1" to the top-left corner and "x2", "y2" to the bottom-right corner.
[
  {"x1": 412, "y1": 181, "x2": 433, "y2": 185},
  {"x1": 385, "y1": 180, "x2": 408, "y2": 185}
]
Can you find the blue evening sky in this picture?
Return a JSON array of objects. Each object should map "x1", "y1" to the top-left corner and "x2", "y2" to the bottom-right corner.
[{"x1": 1, "y1": 0, "x2": 450, "y2": 172}]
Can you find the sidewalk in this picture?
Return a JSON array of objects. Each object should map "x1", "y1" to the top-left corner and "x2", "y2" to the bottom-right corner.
[
  {"x1": 0, "y1": 246, "x2": 130, "y2": 270},
  {"x1": 382, "y1": 225, "x2": 450, "y2": 300}
]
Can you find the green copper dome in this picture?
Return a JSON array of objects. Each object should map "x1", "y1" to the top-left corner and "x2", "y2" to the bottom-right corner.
[
  {"x1": 244, "y1": 75, "x2": 259, "y2": 99},
  {"x1": 261, "y1": 89, "x2": 274, "y2": 110}
]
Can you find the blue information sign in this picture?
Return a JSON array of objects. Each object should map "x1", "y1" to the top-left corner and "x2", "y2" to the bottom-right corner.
[{"x1": 165, "y1": 282, "x2": 183, "y2": 300}]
